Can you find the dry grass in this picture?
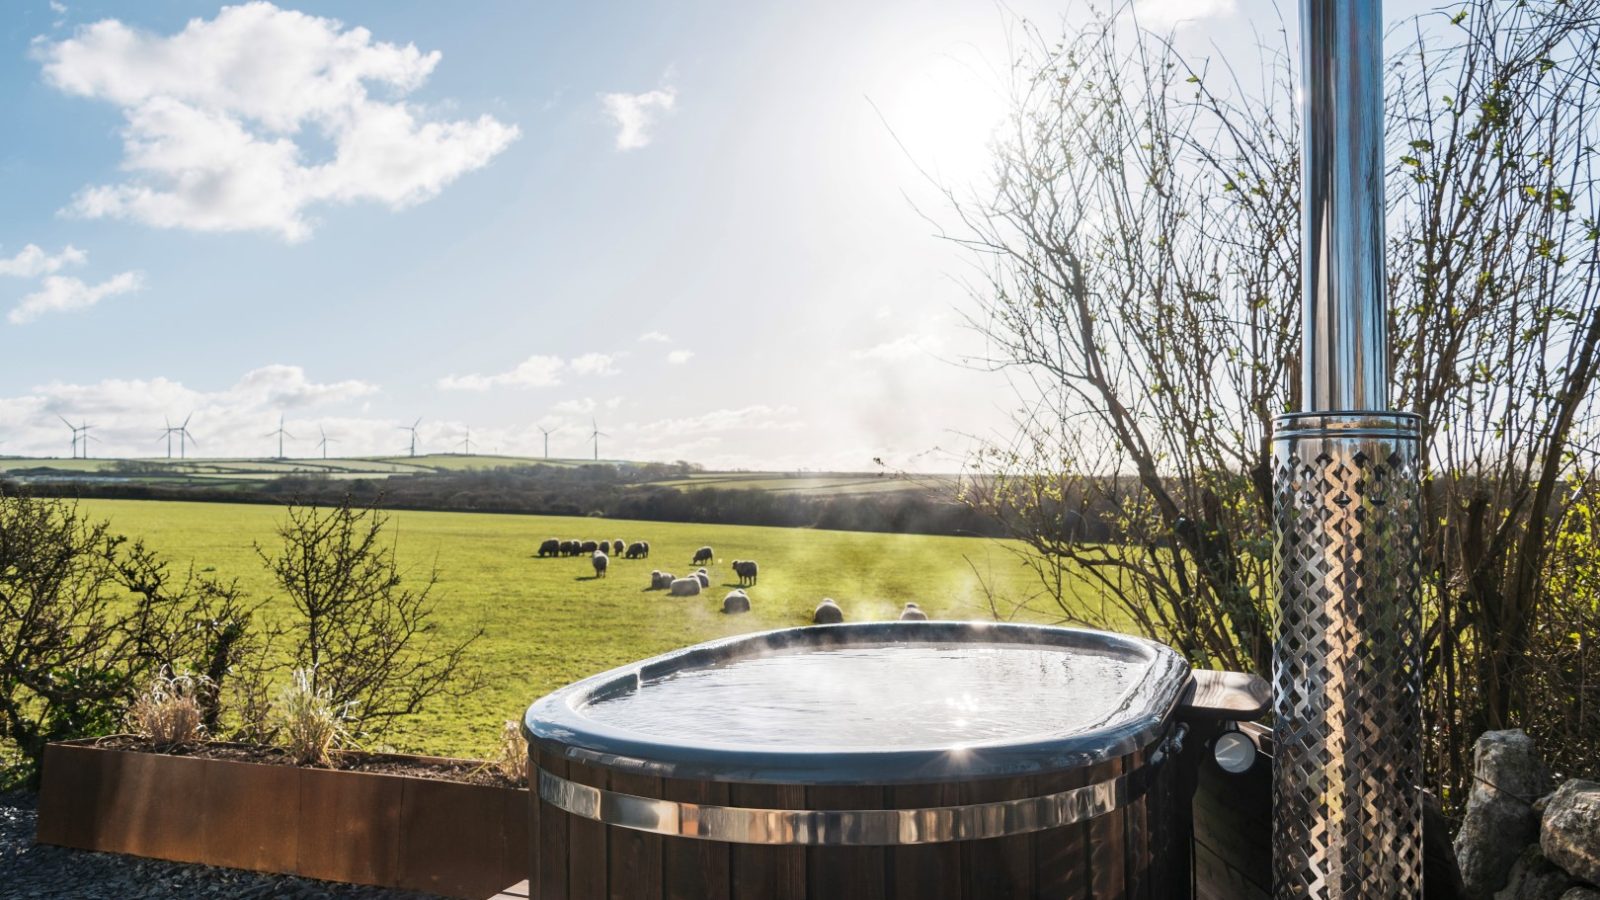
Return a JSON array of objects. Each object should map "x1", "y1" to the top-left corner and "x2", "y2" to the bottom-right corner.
[
  {"x1": 126, "y1": 672, "x2": 210, "y2": 746},
  {"x1": 490, "y1": 719, "x2": 528, "y2": 785},
  {"x1": 273, "y1": 668, "x2": 352, "y2": 766}
]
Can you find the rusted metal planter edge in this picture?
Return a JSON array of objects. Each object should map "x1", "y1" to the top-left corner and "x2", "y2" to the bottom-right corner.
[{"x1": 34, "y1": 738, "x2": 527, "y2": 899}]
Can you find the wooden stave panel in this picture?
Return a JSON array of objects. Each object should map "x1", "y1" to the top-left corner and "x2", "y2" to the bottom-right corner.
[
  {"x1": 534, "y1": 741, "x2": 1178, "y2": 900},
  {"x1": 607, "y1": 771, "x2": 664, "y2": 900},
  {"x1": 805, "y1": 785, "x2": 888, "y2": 900}
]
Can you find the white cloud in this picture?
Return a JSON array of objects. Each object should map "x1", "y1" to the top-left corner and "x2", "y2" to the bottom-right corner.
[
  {"x1": 49, "y1": 0, "x2": 67, "y2": 12},
  {"x1": 0, "y1": 243, "x2": 86, "y2": 278},
  {"x1": 37, "y1": 3, "x2": 519, "y2": 241},
  {"x1": 850, "y1": 333, "x2": 945, "y2": 362},
  {"x1": 637, "y1": 331, "x2": 671, "y2": 343},
  {"x1": 569, "y1": 352, "x2": 619, "y2": 376},
  {"x1": 0, "y1": 364, "x2": 380, "y2": 458},
  {"x1": 600, "y1": 86, "x2": 676, "y2": 151},
  {"x1": 1132, "y1": 0, "x2": 1236, "y2": 27},
  {"x1": 9, "y1": 271, "x2": 142, "y2": 324},
  {"x1": 666, "y1": 349, "x2": 694, "y2": 365},
  {"x1": 438, "y1": 354, "x2": 565, "y2": 391}
]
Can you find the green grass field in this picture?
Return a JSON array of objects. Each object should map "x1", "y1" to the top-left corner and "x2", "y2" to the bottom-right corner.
[{"x1": 76, "y1": 498, "x2": 1085, "y2": 759}]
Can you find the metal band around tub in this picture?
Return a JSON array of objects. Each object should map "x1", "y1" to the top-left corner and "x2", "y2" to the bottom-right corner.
[{"x1": 536, "y1": 755, "x2": 1166, "y2": 846}]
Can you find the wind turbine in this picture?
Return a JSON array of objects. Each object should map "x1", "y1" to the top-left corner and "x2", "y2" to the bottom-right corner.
[
  {"x1": 59, "y1": 415, "x2": 81, "y2": 459},
  {"x1": 265, "y1": 415, "x2": 294, "y2": 459},
  {"x1": 160, "y1": 417, "x2": 176, "y2": 459},
  {"x1": 590, "y1": 418, "x2": 608, "y2": 462},
  {"x1": 174, "y1": 413, "x2": 195, "y2": 460},
  {"x1": 57, "y1": 416, "x2": 94, "y2": 459},
  {"x1": 537, "y1": 424, "x2": 559, "y2": 460},
  {"x1": 399, "y1": 418, "x2": 422, "y2": 457},
  {"x1": 316, "y1": 425, "x2": 334, "y2": 460},
  {"x1": 459, "y1": 427, "x2": 473, "y2": 455}
]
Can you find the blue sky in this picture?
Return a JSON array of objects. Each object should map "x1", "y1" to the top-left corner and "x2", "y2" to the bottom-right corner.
[{"x1": 0, "y1": 0, "x2": 1429, "y2": 468}]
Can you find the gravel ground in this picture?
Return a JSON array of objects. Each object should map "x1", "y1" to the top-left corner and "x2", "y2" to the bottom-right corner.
[{"x1": 0, "y1": 792, "x2": 442, "y2": 899}]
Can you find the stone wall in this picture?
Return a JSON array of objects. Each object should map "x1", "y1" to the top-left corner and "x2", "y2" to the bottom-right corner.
[{"x1": 1454, "y1": 729, "x2": 1600, "y2": 900}]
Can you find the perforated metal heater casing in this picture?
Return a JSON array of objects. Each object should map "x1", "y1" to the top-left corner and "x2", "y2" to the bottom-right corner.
[{"x1": 1270, "y1": 0, "x2": 1425, "y2": 896}]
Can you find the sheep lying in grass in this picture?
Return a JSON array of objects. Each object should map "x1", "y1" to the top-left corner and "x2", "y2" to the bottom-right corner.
[
  {"x1": 592, "y1": 551, "x2": 608, "y2": 578},
  {"x1": 538, "y1": 538, "x2": 561, "y2": 557},
  {"x1": 732, "y1": 560, "x2": 759, "y2": 586},
  {"x1": 693, "y1": 546, "x2": 713, "y2": 565},
  {"x1": 649, "y1": 570, "x2": 674, "y2": 589},
  {"x1": 695, "y1": 568, "x2": 710, "y2": 588},
  {"x1": 899, "y1": 602, "x2": 928, "y2": 621},
  {"x1": 722, "y1": 590, "x2": 750, "y2": 614},
  {"x1": 813, "y1": 598, "x2": 843, "y2": 624},
  {"x1": 625, "y1": 541, "x2": 648, "y2": 559},
  {"x1": 670, "y1": 576, "x2": 702, "y2": 597}
]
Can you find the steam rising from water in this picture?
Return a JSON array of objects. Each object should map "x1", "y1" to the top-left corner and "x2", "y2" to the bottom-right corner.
[{"x1": 580, "y1": 643, "x2": 1139, "y2": 749}]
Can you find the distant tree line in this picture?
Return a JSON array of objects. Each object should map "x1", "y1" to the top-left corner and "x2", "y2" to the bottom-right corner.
[{"x1": 2, "y1": 463, "x2": 1021, "y2": 539}]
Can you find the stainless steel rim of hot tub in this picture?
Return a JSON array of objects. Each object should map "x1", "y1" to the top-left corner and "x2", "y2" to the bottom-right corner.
[{"x1": 535, "y1": 727, "x2": 1183, "y2": 846}]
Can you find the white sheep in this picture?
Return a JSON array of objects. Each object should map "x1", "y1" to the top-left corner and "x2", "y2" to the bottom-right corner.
[
  {"x1": 592, "y1": 551, "x2": 608, "y2": 578},
  {"x1": 813, "y1": 598, "x2": 843, "y2": 624},
  {"x1": 722, "y1": 589, "x2": 750, "y2": 614},
  {"x1": 899, "y1": 602, "x2": 928, "y2": 621},
  {"x1": 695, "y1": 570, "x2": 710, "y2": 588},
  {"x1": 670, "y1": 576, "x2": 702, "y2": 597}
]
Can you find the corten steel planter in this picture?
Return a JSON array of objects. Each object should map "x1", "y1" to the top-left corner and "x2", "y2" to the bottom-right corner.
[{"x1": 34, "y1": 738, "x2": 527, "y2": 899}]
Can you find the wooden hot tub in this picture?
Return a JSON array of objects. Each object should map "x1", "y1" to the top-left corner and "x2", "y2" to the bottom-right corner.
[{"x1": 523, "y1": 622, "x2": 1257, "y2": 899}]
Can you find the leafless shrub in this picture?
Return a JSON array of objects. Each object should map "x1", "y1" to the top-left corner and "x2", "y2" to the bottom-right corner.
[{"x1": 257, "y1": 497, "x2": 482, "y2": 739}]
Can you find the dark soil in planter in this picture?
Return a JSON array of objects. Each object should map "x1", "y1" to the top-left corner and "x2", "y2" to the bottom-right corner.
[{"x1": 89, "y1": 737, "x2": 525, "y2": 789}]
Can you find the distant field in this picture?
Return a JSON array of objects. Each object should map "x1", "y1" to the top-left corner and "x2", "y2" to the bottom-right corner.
[
  {"x1": 0, "y1": 455, "x2": 961, "y2": 504},
  {"x1": 76, "y1": 498, "x2": 1088, "y2": 759}
]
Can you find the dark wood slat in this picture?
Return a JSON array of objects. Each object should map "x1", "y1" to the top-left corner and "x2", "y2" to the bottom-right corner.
[
  {"x1": 567, "y1": 760, "x2": 610, "y2": 900},
  {"x1": 1179, "y1": 671, "x2": 1271, "y2": 721},
  {"x1": 958, "y1": 775, "x2": 1034, "y2": 899},
  {"x1": 661, "y1": 778, "x2": 730, "y2": 900},
  {"x1": 1086, "y1": 757, "x2": 1126, "y2": 900},
  {"x1": 537, "y1": 751, "x2": 570, "y2": 900},
  {"x1": 729, "y1": 783, "x2": 806, "y2": 900},
  {"x1": 886, "y1": 782, "x2": 962, "y2": 900},
  {"x1": 607, "y1": 772, "x2": 664, "y2": 900},
  {"x1": 805, "y1": 785, "x2": 886, "y2": 900},
  {"x1": 1033, "y1": 766, "x2": 1090, "y2": 900}
]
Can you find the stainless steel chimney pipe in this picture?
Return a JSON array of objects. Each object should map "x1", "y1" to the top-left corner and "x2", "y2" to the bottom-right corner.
[{"x1": 1271, "y1": 0, "x2": 1424, "y2": 896}]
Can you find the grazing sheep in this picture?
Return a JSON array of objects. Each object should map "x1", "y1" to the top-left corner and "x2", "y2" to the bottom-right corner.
[
  {"x1": 670, "y1": 576, "x2": 702, "y2": 597},
  {"x1": 580, "y1": 540, "x2": 599, "y2": 554},
  {"x1": 625, "y1": 541, "x2": 648, "y2": 559},
  {"x1": 558, "y1": 540, "x2": 575, "y2": 556},
  {"x1": 732, "y1": 560, "x2": 759, "y2": 586},
  {"x1": 899, "y1": 602, "x2": 928, "y2": 621},
  {"x1": 612, "y1": 539, "x2": 625, "y2": 556},
  {"x1": 538, "y1": 538, "x2": 561, "y2": 558},
  {"x1": 592, "y1": 551, "x2": 609, "y2": 578},
  {"x1": 695, "y1": 571, "x2": 710, "y2": 588},
  {"x1": 693, "y1": 546, "x2": 713, "y2": 565},
  {"x1": 813, "y1": 598, "x2": 844, "y2": 624},
  {"x1": 722, "y1": 590, "x2": 750, "y2": 614},
  {"x1": 640, "y1": 541, "x2": 650, "y2": 558}
]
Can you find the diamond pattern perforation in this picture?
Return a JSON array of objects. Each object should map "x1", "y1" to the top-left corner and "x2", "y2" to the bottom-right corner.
[{"x1": 1271, "y1": 423, "x2": 1423, "y2": 899}]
